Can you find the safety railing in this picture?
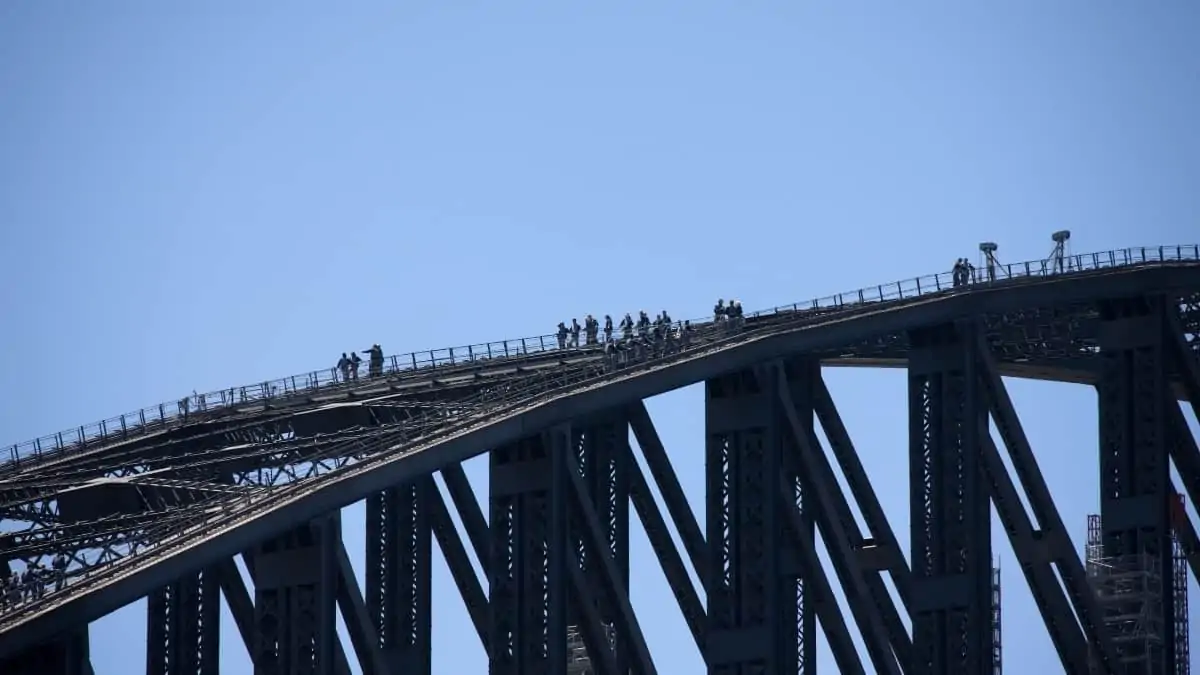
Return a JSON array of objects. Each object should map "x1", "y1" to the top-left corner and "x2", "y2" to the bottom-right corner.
[
  {"x1": 2, "y1": 243, "x2": 1200, "y2": 624},
  {"x1": 4, "y1": 243, "x2": 1198, "y2": 474}
]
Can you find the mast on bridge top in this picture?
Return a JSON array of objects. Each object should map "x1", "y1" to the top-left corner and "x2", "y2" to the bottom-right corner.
[
  {"x1": 1049, "y1": 229, "x2": 1071, "y2": 273},
  {"x1": 978, "y1": 241, "x2": 1000, "y2": 283}
]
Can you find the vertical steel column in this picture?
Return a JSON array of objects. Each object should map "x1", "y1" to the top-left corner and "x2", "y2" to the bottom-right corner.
[
  {"x1": 250, "y1": 517, "x2": 341, "y2": 675},
  {"x1": 573, "y1": 414, "x2": 631, "y2": 673},
  {"x1": 1097, "y1": 297, "x2": 1176, "y2": 673},
  {"x1": 705, "y1": 369, "x2": 804, "y2": 675},
  {"x1": 146, "y1": 567, "x2": 221, "y2": 675},
  {"x1": 488, "y1": 433, "x2": 569, "y2": 675},
  {"x1": 365, "y1": 481, "x2": 433, "y2": 674},
  {"x1": 781, "y1": 368, "x2": 818, "y2": 675},
  {"x1": 907, "y1": 321, "x2": 992, "y2": 675}
]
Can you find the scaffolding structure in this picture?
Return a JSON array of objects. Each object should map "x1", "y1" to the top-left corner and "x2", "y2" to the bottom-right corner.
[
  {"x1": 566, "y1": 622, "x2": 616, "y2": 674},
  {"x1": 992, "y1": 562, "x2": 1003, "y2": 675},
  {"x1": 1086, "y1": 513, "x2": 1190, "y2": 674},
  {"x1": 1172, "y1": 509, "x2": 1191, "y2": 674}
]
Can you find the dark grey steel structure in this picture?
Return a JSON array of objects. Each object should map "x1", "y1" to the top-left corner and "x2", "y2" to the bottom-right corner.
[{"x1": 1, "y1": 245, "x2": 1199, "y2": 675}]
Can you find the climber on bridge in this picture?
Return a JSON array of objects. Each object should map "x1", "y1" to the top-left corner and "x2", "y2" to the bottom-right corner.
[
  {"x1": 556, "y1": 322, "x2": 568, "y2": 349},
  {"x1": 637, "y1": 311, "x2": 651, "y2": 337},
  {"x1": 569, "y1": 318, "x2": 582, "y2": 348},
  {"x1": 337, "y1": 353, "x2": 352, "y2": 382},
  {"x1": 603, "y1": 314, "x2": 613, "y2": 343},
  {"x1": 620, "y1": 313, "x2": 634, "y2": 340},
  {"x1": 583, "y1": 316, "x2": 595, "y2": 346},
  {"x1": 952, "y1": 258, "x2": 972, "y2": 287},
  {"x1": 714, "y1": 298, "x2": 726, "y2": 323},
  {"x1": 604, "y1": 338, "x2": 619, "y2": 368},
  {"x1": 364, "y1": 344, "x2": 384, "y2": 377},
  {"x1": 52, "y1": 552, "x2": 68, "y2": 591},
  {"x1": 727, "y1": 300, "x2": 743, "y2": 329}
]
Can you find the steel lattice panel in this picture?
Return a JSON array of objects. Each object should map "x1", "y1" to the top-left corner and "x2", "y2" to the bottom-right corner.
[
  {"x1": 704, "y1": 369, "x2": 811, "y2": 675},
  {"x1": 365, "y1": 481, "x2": 432, "y2": 674},
  {"x1": 146, "y1": 567, "x2": 220, "y2": 675},
  {"x1": 249, "y1": 521, "x2": 340, "y2": 675},
  {"x1": 907, "y1": 322, "x2": 993, "y2": 675}
]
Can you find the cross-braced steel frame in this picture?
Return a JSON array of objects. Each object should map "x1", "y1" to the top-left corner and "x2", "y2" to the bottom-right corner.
[{"x1": 2, "y1": 259, "x2": 1200, "y2": 675}]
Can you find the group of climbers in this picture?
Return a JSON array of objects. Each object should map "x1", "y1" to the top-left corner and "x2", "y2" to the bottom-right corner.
[
  {"x1": 336, "y1": 344, "x2": 386, "y2": 382},
  {"x1": 952, "y1": 258, "x2": 976, "y2": 287},
  {"x1": 603, "y1": 315, "x2": 697, "y2": 369},
  {"x1": 713, "y1": 299, "x2": 744, "y2": 329},
  {"x1": 556, "y1": 309, "x2": 683, "y2": 350},
  {"x1": 1, "y1": 553, "x2": 69, "y2": 613}
]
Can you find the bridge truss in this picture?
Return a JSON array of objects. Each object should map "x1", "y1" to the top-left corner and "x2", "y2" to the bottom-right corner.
[{"x1": 1, "y1": 246, "x2": 1200, "y2": 674}]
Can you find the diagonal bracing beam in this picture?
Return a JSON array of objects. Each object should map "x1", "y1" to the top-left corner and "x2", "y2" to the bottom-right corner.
[
  {"x1": 977, "y1": 433, "x2": 1093, "y2": 673},
  {"x1": 769, "y1": 360, "x2": 905, "y2": 675},
  {"x1": 426, "y1": 475, "x2": 490, "y2": 651},
  {"x1": 561, "y1": 439, "x2": 658, "y2": 675},
  {"x1": 772, "y1": 470, "x2": 868, "y2": 675},
  {"x1": 1165, "y1": 305, "x2": 1200, "y2": 424},
  {"x1": 973, "y1": 331, "x2": 1119, "y2": 674},
  {"x1": 627, "y1": 402, "x2": 710, "y2": 583},
  {"x1": 440, "y1": 463, "x2": 490, "y2": 567},
  {"x1": 1164, "y1": 308, "x2": 1200, "y2": 519},
  {"x1": 334, "y1": 542, "x2": 389, "y2": 675},
  {"x1": 799, "y1": 361, "x2": 915, "y2": 664},
  {"x1": 625, "y1": 403, "x2": 709, "y2": 656},
  {"x1": 624, "y1": 442, "x2": 708, "y2": 656},
  {"x1": 811, "y1": 374, "x2": 915, "y2": 609}
]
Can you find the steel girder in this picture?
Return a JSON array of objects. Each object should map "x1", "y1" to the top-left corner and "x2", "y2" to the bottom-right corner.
[
  {"x1": 704, "y1": 369, "x2": 823, "y2": 675},
  {"x1": 487, "y1": 424, "x2": 653, "y2": 675},
  {"x1": 146, "y1": 567, "x2": 220, "y2": 675},
  {"x1": 906, "y1": 322, "x2": 994, "y2": 675},
  {"x1": 487, "y1": 432, "x2": 571, "y2": 675},
  {"x1": 1095, "y1": 297, "x2": 1179, "y2": 673},
  {"x1": 365, "y1": 480, "x2": 432, "y2": 674},
  {"x1": 570, "y1": 413, "x2": 633, "y2": 674},
  {"x1": 247, "y1": 518, "x2": 341, "y2": 675}
]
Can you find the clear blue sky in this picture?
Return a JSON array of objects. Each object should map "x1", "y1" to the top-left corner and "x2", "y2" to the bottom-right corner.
[{"x1": 2, "y1": 2, "x2": 1198, "y2": 673}]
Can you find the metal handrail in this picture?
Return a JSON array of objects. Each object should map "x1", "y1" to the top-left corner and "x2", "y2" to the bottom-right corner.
[
  {"x1": 1, "y1": 244, "x2": 1198, "y2": 627},
  {"x1": 4, "y1": 244, "x2": 1197, "y2": 473}
]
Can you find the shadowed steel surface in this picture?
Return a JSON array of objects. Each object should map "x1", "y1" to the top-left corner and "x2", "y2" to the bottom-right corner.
[{"x1": 0, "y1": 246, "x2": 1198, "y2": 675}]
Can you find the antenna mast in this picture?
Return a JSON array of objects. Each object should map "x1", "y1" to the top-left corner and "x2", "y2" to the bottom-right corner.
[
  {"x1": 979, "y1": 242, "x2": 1001, "y2": 283},
  {"x1": 1049, "y1": 230, "x2": 1071, "y2": 273}
]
